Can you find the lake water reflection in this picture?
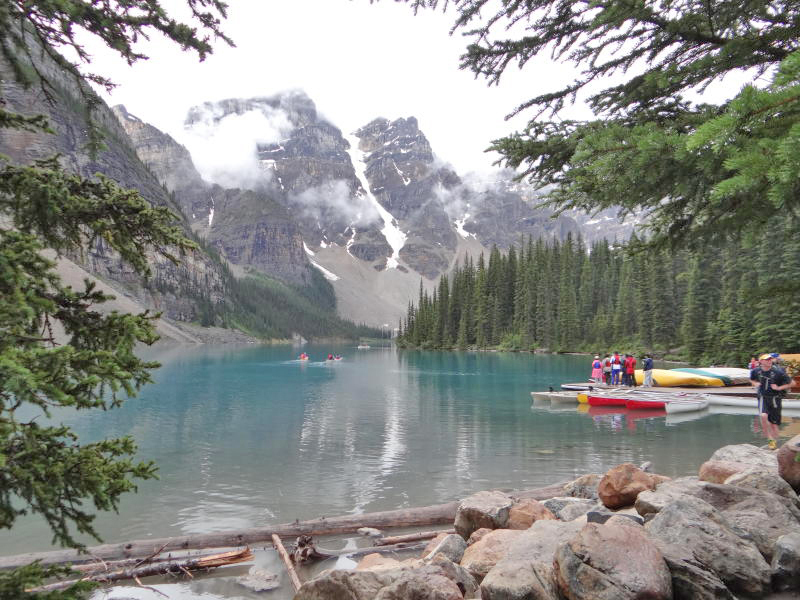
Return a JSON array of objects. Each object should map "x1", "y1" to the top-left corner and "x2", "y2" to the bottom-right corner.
[{"x1": 1, "y1": 344, "x2": 772, "y2": 558}]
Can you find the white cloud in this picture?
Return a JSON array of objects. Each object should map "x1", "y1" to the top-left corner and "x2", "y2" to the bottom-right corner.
[
  {"x1": 179, "y1": 106, "x2": 293, "y2": 190},
  {"x1": 291, "y1": 180, "x2": 380, "y2": 227}
]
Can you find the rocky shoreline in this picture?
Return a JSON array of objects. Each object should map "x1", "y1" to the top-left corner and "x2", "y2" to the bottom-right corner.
[{"x1": 293, "y1": 438, "x2": 800, "y2": 599}]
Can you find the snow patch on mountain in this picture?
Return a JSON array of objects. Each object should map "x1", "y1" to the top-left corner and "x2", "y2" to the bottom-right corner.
[{"x1": 344, "y1": 133, "x2": 407, "y2": 269}]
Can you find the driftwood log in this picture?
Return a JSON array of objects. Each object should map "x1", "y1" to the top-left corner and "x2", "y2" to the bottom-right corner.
[
  {"x1": 375, "y1": 529, "x2": 455, "y2": 546},
  {"x1": 28, "y1": 548, "x2": 254, "y2": 593},
  {"x1": 0, "y1": 482, "x2": 567, "y2": 570},
  {"x1": 272, "y1": 535, "x2": 302, "y2": 592}
]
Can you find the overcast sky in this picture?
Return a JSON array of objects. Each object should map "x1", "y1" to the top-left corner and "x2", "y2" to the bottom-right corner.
[{"x1": 86, "y1": 0, "x2": 579, "y2": 175}]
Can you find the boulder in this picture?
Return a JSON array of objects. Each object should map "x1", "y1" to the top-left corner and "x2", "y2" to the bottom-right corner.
[
  {"x1": 725, "y1": 467, "x2": 799, "y2": 504},
  {"x1": 699, "y1": 460, "x2": 751, "y2": 484},
  {"x1": 554, "y1": 520, "x2": 672, "y2": 600},
  {"x1": 562, "y1": 473, "x2": 601, "y2": 499},
  {"x1": 777, "y1": 435, "x2": 800, "y2": 492},
  {"x1": 598, "y1": 463, "x2": 657, "y2": 509},
  {"x1": 771, "y1": 531, "x2": 800, "y2": 592},
  {"x1": 636, "y1": 475, "x2": 800, "y2": 517},
  {"x1": 652, "y1": 540, "x2": 734, "y2": 600},
  {"x1": 421, "y1": 533, "x2": 450, "y2": 557},
  {"x1": 720, "y1": 490, "x2": 800, "y2": 561},
  {"x1": 506, "y1": 498, "x2": 556, "y2": 529},
  {"x1": 454, "y1": 490, "x2": 513, "y2": 539},
  {"x1": 480, "y1": 519, "x2": 583, "y2": 600},
  {"x1": 541, "y1": 497, "x2": 596, "y2": 520},
  {"x1": 460, "y1": 528, "x2": 524, "y2": 582},
  {"x1": 587, "y1": 510, "x2": 644, "y2": 526},
  {"x1": 423, "y1": 533, "x2": 467, "y2": 564},
  {"x1": 644, "y1": 495, "x2": 771, "y2": 597},
  {"x1": 709, "y1": 443, "x2": 778, "y2": 470},
  {"x1": 635, "y1": 476, "x2": 704, "y2": 517},
  {"x1": 467, "y1": 528, "x2": 493, "y2": 545},
  {"x1": 635, "y1": 476, "x2": 800, "y2": 561},
  {"x1": 356, "y1": 554, "x2": 401, "y2": 571},
  {"x1": 426, "y1": 554, "x2": 479, "y2": 599},
  {"x1": 295, "y1": 560, "x2": 469, "y2": 600}
]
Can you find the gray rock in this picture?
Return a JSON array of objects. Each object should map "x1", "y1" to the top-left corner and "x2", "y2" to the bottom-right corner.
[
  {"x1": 771, "y1": 531, "x2": 800, "y2": 591},
  {"x1": 725, "y1": 467, "x2": 799, "y2": 504},
  {"x1": 426, "y1": 554, "x2": 479, "y2": 599},
  {"x1": 586, "y1": 510, "x2": 644, "y2": 526},
  {"x1": 294, "y1": 563, "x2": 465, "y2": 600},
  {"x1": 653, "y1": 541, "x2": 734, "y2": 600},
  {"x1": 645, "y1": 495, "x2": 771, "y2": 597},
  {"x1": 480, "y1": 519, "x2": 583, "y2": 600},
  {"x1": 460, "y1": 529, "x2": 525, "y2": 582},
  {"x1": 554, "y1": 521, "x2": 672, "y2": 600},
  {"x1": 454, "y1": 490, "x2": 514, "y2": 539},
  {"x1": 541, "y1": 496, "x2": 596, "y2": 521},
  {"x1": 235, "y1": 567, "x2": 280, "y2": 592},
  {"x1": 709, "y1": 444, "x2": 778, "y2": 470},
  {"x1": 562, "y1": 473, "x2": 601, "y2": 500},
  {"x1": 423, "y1": 533, "x2": 467, "y2": 564}
]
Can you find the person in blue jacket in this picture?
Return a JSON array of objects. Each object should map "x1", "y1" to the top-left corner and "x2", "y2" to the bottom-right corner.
[{"x1": 642, "y1": 354, "x2": 654, "y2": 387}]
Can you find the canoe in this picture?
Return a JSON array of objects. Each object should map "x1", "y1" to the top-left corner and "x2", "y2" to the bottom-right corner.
[
  {"x1": 587, "y1": 394, "x2": 628, "y2": 407},
  {"x1": 634, "y1": 369, "x2": 726, "y2": 387},
  {"x1": 709, "y1": 405, "x2": 800, "y2": 418},
  {"x1": 626, "y1": 397, "x2": 667, "y2": 409},
  {"x1": 561, "y1": 384, "x2": 593, "y2": 391},
  {"x1": 707, "y1": 395, "x2": 800, "y2": 410},
  {"x1": 671, "y1": 368, "x2": 752, "y2": 386},
  {"x1": 664, "y1": 398, "x2": 709, "y2": 413}
]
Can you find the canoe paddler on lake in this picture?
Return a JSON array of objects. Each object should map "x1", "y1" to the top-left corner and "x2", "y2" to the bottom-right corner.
[{"x1": 750, "y1": 353, "x2": 793, "y2": 450}]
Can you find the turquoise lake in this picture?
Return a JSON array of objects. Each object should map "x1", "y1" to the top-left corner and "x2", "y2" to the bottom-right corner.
[{"x1": 1, "y1": 344, "x2": 773, "y2": 558}]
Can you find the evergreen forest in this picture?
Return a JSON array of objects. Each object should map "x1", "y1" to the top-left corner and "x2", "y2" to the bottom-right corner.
[{"x1": 397, "y1": 214, "x2": 800, "y2": 365}]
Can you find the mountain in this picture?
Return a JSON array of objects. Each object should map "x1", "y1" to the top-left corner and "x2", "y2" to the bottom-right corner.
[
  {"x1": 116, "y1": 91, "x2": 635, "y2": 329},
  {"x1": 0, "y1": 47, "x2": 372, "y2": 342}
]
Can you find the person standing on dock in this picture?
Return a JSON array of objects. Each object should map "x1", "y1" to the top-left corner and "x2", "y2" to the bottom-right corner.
[
  {"x1": 591, "y1": 356, "x2": 603, "y2": 383},
  {"x1": 611, "y1": 352, "x2": 622, "y2": 385},
  {"x1": 624, "y1": 354, "x2": 637, "y2": 387},
  {"x1": 603, "y1": 354, "x2": 612, "y2": 384},
  {"x1": 642, "y1": 354, "x2": 654, "y2": 387},
  {"x1": 750, "y1": 353, "x2": 792, "y2": 450}
]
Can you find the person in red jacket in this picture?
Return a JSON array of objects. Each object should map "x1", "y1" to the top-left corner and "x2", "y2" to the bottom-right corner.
[{"x1": 624, "y1": 354, "x2": 637, "y2": 387}]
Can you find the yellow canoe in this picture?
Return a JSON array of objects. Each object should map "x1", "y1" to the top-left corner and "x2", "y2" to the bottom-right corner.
[{"x1": 634, "y1": 369, "x2": 725, "y2": 387}]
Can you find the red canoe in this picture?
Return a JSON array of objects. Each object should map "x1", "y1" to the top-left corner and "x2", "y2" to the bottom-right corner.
[
  {"x1": 626, "y1": 398, "x2": 666, "y2": 410},
  {"x1": 587, "y1": 394, "x2": 628, "y2": 407}
]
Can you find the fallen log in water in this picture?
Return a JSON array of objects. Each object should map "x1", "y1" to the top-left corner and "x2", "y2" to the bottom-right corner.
[
  {"x1": 272, "y1": 535, "x2": 301, "y2": 592},
  {"x1": 0, "y1": 482, "x2": 567, "y2": 569},
  {"x1": 375, "y1": 529, "x2": 455, "y2": 546},
  {"x1": 28, "y1": 548, "x2": 254, "y2": 593}
]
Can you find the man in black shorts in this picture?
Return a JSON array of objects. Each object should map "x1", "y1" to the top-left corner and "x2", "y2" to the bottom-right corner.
[{"x1": 750, "y1": 353, "x2": 793, "y2": 449}]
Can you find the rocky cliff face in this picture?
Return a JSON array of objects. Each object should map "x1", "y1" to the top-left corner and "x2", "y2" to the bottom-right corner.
[
  {"x1": 0, "y1": 52, "x2": 227, "y2": 325},
  {"x1": 113, "y1": 105, "x2": 313, "y2": 286}
]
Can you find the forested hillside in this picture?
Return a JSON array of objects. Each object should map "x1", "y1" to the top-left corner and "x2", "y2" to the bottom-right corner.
[{"x1": 398, "y1": 214, "x2": 800, "y2": 365}]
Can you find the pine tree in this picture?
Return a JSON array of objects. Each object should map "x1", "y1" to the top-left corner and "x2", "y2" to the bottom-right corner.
[
  {"x1": 402, "y1": 0, "x2": 800, "y2": 253},
  {"x1": 1, "y1": 2, "x2": 231, "y2": 598}
]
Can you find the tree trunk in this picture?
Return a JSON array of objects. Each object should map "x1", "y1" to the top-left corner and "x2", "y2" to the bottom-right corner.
[
  {"x1": 28, "y1": 548, "x2": 254, "y2": 593},
  {"x1": 272, "y1": 535, "x2": 301, "y2": 592},
  {"x1": 0, "y1": 482, "x2": 567, "y2": 569}
]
